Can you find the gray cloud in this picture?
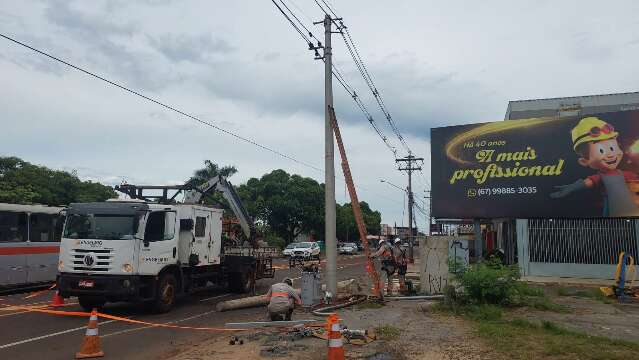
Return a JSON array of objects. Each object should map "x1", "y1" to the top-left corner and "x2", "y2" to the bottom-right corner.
[
  {"x1": 149, "y1": 33, "x2": 234, "y2": 64},
  {"x1": 2, "y1": 0, "x2": 639, "y2": 225}
]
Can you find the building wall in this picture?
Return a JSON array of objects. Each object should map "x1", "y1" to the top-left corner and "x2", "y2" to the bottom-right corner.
[{"x1": 507, "y1": 92, "x2": 639, "y2": 279}]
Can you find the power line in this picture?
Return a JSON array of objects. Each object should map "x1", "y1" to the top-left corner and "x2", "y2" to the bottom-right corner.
[
  {"x1": 277, "y1": 0, "x2": 320, "y2": 43},
  {"x1": 0, "y1": 32, "x2": 324, "y2": 173},
  {"x1": 270, "y1": 0, "x2": 312, "y2": 45},
  {"x1": 319, "y1": 0, "x2": 339, "y2": 18},
  {"x1": 269, "y1": 1, "x2": 397, "y2": 156},
  {"x1": 313, "y1": 1, "x2": 413, "y2": 155}
]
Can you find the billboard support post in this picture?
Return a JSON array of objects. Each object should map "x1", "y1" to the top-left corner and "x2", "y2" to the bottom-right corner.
[{"x1": 474, "y1": 218, "x2": 482, "y2": 263}]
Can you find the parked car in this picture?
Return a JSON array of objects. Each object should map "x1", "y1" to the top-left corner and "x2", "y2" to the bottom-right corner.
[
  {"x1": 282, "y1": 243, "x2": 296, "y2": 257},
  {"x1": 338, "y1": 242, "x2": 358, "y2": 255},
  {"x1": 291, "y1": 242, "x2": 321, "y2": 260}
]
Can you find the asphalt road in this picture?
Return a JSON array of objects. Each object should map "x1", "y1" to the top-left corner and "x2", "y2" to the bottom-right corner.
[{"x1": 0, "y1": 255, "x2": 367, "y2": 360}]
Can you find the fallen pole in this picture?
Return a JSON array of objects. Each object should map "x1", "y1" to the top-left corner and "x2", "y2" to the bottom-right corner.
[
  {"x1": 224, "y1": 319, "x2": 321, "y2": 329},
  {"x1": 216, "y1": 279, "x2": 359, "y2": 312}
]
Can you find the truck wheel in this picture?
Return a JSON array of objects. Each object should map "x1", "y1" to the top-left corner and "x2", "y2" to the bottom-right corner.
[
  {"x1": 228, "y1": 272, "x2": 251, "y2": 293},
  {"x1": 153, "y1": 273, "x2": 177, "y2": 313},
  {"x1": 78, "y1": 296, "x2": 106, "y2": 312}
]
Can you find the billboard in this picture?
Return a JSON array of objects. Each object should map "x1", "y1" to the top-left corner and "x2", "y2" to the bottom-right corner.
[{"x1": 431, "y1": 110, "x2": 639, "y2": 218}]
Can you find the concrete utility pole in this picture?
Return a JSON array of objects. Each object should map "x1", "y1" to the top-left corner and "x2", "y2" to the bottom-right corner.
[
  {"x1": 318, "y1": 14, "x2": 337, "y2": 296},
  {"x1": 396, "y1": 154, "x2": 423, "y2": 263}
]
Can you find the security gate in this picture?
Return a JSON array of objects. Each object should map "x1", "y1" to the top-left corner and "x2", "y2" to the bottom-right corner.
[{"x1": 516, "y1": 218, "x2": 639, "y2": 279}]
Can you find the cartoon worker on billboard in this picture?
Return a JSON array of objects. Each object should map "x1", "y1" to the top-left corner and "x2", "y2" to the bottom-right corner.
[{"x1": 550, "y1": 116, "x2": 639, "y2": 216}]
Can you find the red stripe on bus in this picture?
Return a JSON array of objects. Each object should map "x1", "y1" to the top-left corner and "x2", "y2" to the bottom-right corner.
[{"x1": 0, "y1": 246, "x2": 60, "y2": 255}]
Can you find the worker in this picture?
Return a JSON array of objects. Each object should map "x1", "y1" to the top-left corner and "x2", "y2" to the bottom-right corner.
[
  {"x1": 265, "y1": 278, "x2": 301, "y2": 321},
  {"x1": 393, "y1": 238, "x2": 408, "y2": 294},
  {"x1": 370, "y1": 237, "x2": 397, "y2": 295}
]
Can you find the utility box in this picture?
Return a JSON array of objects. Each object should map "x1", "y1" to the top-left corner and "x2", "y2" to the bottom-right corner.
[{"x1": 300, "y1": 267, "x2": 322, "y2": 308}]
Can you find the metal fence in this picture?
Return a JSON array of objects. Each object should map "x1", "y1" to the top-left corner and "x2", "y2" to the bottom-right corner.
[{"x1": 528, "y1": 218, "x2": 638, "y2": 264}]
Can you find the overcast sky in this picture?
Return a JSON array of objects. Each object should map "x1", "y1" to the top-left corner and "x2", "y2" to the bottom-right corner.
[{"x1": 1, "y1": 0, "x2": 638, "y2": 227}]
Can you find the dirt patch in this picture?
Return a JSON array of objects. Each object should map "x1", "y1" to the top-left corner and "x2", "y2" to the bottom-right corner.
[{"x1": 166, "y1": 300, "x2": 492, "y2": 360}]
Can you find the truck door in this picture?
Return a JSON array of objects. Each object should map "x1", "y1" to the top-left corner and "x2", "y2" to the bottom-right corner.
[
  {"x1": 138, "y1": 211, "x2": 178, "y2": 275},
  {"x1": 193, "y1": 209, "x2": 211, "y2": 264}
]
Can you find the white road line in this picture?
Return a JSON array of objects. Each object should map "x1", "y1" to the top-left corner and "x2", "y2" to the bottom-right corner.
[
  {"x1": 198, "y1": 294, "x2": 231, "y2": 302},
  {"x1": 0, "y1": 319, "x2": 117, "y2": 350},
  {"x1": 102, "y1": 309, "x2": 218, "y2": 338}
]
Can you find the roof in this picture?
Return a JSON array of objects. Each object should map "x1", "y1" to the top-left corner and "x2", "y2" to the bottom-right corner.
[
  {"x1": 505, "y1": 91, "x2": 639, "y2": 120},
  {"x1": 0, "y1": 203, "x2": 65, "y2": 214}
]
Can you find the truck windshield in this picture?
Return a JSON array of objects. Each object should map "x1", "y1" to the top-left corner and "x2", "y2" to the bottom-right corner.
[{"x1": 63, "y1": 214, "x2": 139, "y2": 240}]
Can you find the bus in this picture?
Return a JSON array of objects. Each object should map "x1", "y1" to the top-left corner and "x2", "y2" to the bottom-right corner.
[{"x1": 0, "y1": 203, "x2": 65, "y2": 290}]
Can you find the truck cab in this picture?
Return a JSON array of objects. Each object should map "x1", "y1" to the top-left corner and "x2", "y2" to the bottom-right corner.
[{"x1": 57, "y1": 200, "x2": 223, "y2": 312}]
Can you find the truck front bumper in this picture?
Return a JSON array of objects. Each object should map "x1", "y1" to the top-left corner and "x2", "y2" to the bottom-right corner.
[{"x1": 57, "y1": 273, "x2": 147, "y2": 300}]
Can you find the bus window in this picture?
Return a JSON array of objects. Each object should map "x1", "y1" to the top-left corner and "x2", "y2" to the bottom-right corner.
[
  {"x1": 0, "y1": 211, "x2": 28, "y2": 242},
  {"x1": 30, "y1": 213, "x2": 58, "y2": 242}
]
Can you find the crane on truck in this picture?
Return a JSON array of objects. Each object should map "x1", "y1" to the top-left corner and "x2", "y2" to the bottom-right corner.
[{"x1": 57, "y1": 176, "x2": 274, "y2": 312}]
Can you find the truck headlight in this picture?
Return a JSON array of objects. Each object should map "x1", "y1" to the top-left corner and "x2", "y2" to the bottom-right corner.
[
  {"x1": 122, "y1": 263, "x2": 133, "y2": 273},
  {"x1": 58, "y1": 260, "x2": 64, "y2": 271}
]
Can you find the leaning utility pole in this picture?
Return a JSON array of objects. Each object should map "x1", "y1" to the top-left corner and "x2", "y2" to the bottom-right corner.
[
  {"x1": 396, "y1": 154, "x2": 423, "y2": 263},
  {"x1": 314, "y1": 13, "x2": 340, "y2": 296}
]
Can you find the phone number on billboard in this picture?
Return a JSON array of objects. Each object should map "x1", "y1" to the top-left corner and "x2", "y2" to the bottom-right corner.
[{"x1": 475, "y1": 187, "x2": 537, "y2": 196}]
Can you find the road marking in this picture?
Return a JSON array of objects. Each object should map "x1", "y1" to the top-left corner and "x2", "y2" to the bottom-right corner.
[
  {"x1": 198, "y1": 294, "x2": 231, "y2": 302},
  {"x1": 102, "y1": 309, "x2": 218, "y2": 338},
  {"x1": 0, "y1": 319, "x2": 117, "y2": 349}
]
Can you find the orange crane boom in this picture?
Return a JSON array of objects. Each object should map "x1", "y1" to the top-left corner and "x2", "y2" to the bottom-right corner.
[{"x1": 329, "y1": 106, "x2": 381, "y2": 298}]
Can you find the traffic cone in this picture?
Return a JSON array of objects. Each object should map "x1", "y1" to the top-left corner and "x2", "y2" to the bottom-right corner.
[
  {"x1": 75, "y1": 309, "x2": 104, "y2": 359},
  {"x1": 51, "y1": 290, "x2": 65, "y2": 307},
  {"x1": 326, "y1": 314, "x2": 345, "y2": 360}
]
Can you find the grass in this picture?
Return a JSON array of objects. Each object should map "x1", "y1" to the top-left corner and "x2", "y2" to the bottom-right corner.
[
  {"x1": 525, "y1": 296, "x2": 571, "y2": 313},
  {"x1": 556, "y1": 287, "x2": 613, "y2": 304},
  {"x1": 375, "y1": 325, "x2": 401, "y2": 340},
  {"x1": 476, "y1": 318, "x2": 639, "y2": 360}
]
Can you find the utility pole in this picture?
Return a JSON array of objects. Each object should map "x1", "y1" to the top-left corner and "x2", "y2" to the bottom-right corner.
[
  {"x1": 313, "y1": 13, "x2": 341, "y2": 297},
  {"x1": 425, "y1": 190, "x2": 432, "y2": 235},
  {"x1": 396, "y1": 154, "x2": 423, "y2": 263}
]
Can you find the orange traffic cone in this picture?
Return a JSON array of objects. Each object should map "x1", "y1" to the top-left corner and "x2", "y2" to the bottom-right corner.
[
  {"x1": 75, "y1": 309, "x2": 104, "y2": 359},
  {"x1": 326, "y1": 314, "x2": 345, "y2": 360},
  {"x1": 51, "y1": 290, "x2": 65, "y2": 307}
]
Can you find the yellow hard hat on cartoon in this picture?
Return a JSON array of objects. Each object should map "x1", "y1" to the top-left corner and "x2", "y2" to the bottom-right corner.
[{"x1": 571, "y1": 117, "x2": 618, "y2": 150}]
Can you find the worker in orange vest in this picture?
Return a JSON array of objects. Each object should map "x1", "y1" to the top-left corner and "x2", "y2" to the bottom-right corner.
[{"x1": 265, "y1": 278, "x2": 301, "y2": 321}]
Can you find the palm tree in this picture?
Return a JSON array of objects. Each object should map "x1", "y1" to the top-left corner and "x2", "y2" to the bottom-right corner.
[{"x1": 188, "y1": 160, "x2": 237, "y2": 186}]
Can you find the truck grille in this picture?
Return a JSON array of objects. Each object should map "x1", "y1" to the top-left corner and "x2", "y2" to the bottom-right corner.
[{"x1": 71, "y1": 248, "x2": 113, "y2": 272}]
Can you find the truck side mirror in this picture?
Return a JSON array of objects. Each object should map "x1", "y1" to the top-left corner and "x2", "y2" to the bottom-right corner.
[{"x1": 180, "y1": 219, "x2": 194, "y2": 231}]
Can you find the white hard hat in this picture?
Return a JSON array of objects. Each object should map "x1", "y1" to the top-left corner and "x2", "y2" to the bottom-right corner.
[{"x1": 394, "y1": 238, "x2": 401, "y2": 244}]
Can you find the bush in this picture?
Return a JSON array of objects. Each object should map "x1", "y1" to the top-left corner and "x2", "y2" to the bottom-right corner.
[
  {"x1": 447, "y1": 257, "x2": 560, "y2": 311},
  {"x1": 449, "y1": 257, "x2": 523, "y2": 305}
]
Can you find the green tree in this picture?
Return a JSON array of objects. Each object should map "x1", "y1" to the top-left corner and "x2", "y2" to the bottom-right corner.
[
  {"x1": 0, "y1": 156, "x2": 117, "y2": 205},
  {"x1": 237, "y1": 169, "x2": 324, "y2": 244},
  {"x1": 188, "y1": 160, "x2": 237, "y2": 186},
  {"x1": 336, "y1": 201, "x2": 382, "y2": 243}
]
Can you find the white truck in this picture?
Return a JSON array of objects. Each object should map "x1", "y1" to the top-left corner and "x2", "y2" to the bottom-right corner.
[{"x1": 56, "y1": 176, "x2": 274, "y2": 312}]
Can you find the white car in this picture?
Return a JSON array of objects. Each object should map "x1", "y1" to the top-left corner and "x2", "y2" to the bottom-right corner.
[
  {"x1": 290, "y1": 242, "x2": 321, "y2": 260},
  {"x1": 338, "y1": 242, "x2": 358, "y2": 255},
  {"x1": 282, "y1": 244, "x2": 296, "y2": 257}
]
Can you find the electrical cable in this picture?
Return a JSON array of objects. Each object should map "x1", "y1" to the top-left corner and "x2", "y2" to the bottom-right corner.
[
  {"x1": 270, "y1": 0, "x2": 312, "y2": 45},
  {"x1": 0, "y1": 32, "x2": 323, "y2": 173}
]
